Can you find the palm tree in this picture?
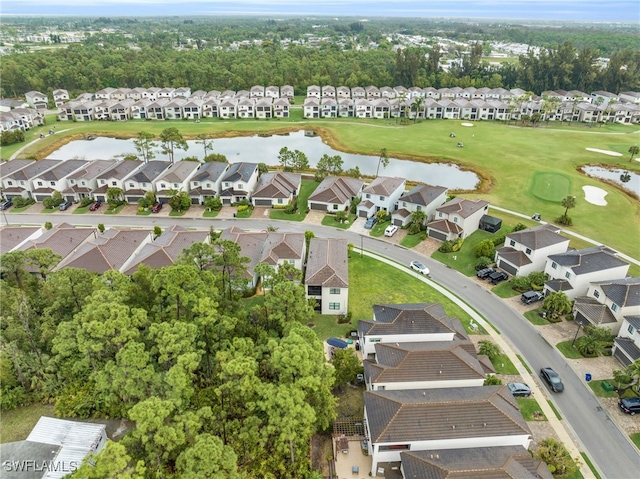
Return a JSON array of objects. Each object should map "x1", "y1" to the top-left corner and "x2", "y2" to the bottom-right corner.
[
  {"x1": 478, "y1": 340, "x2": 501, "y2": 361},
  {"x1": 561, "y1": 195, "x2": 576, "y2": 218},
  {"x1": 542, "y1": 291, "x2": 572, "y2": 320},
  {"x1": 412, "y1": 96, "x2": 424, "y2": 123},
  {"x1": 628, "y1": 145, "x2": 639, "y2": 162},
  {"x1": 376, "y1": 148, "x2": 389, "y2": 177}
]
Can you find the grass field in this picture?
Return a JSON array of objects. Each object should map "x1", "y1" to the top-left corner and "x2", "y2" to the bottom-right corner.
[
  {"x1": 515, "y1": 398, "x2": 547, "y2": 421},
  {"x1": 1, "y1": 403, "x2": 55, "y2": 443},
  {"x1": 587, "y1": 379, "x2": 618, "y2": 398},
  {"x1": 556, "y1": 340, "x2": 584, "y2": 359},
  {"x1": 3, "y1": 115, "x2": 639, "y2": 257}
]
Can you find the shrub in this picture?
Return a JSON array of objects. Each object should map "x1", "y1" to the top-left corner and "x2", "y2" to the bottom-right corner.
[
  {"x1": 44, "y1": 221, "x2": 53, "y2": 230},
  {"x1": 475, "y1": 256, "x2": 493, "y2": 269},
  {"x1": 0, "y1": 385, "x2": 29, "y2": 411},
  {"x1": 237, "y1": 204, "x2": 249, "y2": 212},
  {"x1": 451, "y1": 238, "x2": 464, "y2": 252},
  {"x1": 80, "y1": 196, "x2": 94, "y2": 207},
  {"x1": 476, "y1": 239, "x2": 495, "y2": 258},
  {"x1": 511, "y1": 275, "x2": 532, "y2": 292},
  {"x1": 484, "y1": 375, "x2": 503, "y2": 385},
  {"x1": 12, "y1": 197, "x2": 35, "y2": 208},
  {"x1": 438, "y1": 240, "x2": 454, "y2": 253},
  {"x1": 408, "y1": 222, "x2": 421, "y2": 235},
  {"x1": 478, "y1": 340, "x2": 501, "y2": 361},
  {"x1": 535, "y1": 438, "x2": 578, "y2": 476},
  {"x1": 556, "y1": 215, "x2": 573, "y2": 226},
  {"x1": 512, "y1": 223, "x2": 527, "y2": 232},
  {"x1": 492, "y1": 234, "x2": 506, "y2": 246}
]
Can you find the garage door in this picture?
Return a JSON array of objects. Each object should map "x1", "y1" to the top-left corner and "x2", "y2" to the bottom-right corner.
[
  {"x1": 309, "y1": 202, "x2": 326, "y2": 211},
  {"x1": 358, "y1": 210, "x2": 368, "y2": 218},
  {"x1": 428, "y1": 230, "x2": 447, "y2": 241},
  {"x1": 222, "y1": 198, "x2": 231, "y2": 205},
  {"x1": 613, "y1": 347, "x2": 632, "y2": 367},
  {"x1": 498, "y1": 260, "x2": 518, "y2": 276},
  {"x1": 254, "y1": 199, "x2": 272, "y2": 207},
  {"x1": 393, "y1": 219, "x2": 403, "y2": 226}
]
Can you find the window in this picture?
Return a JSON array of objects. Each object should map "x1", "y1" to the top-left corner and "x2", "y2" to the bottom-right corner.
[
  {"x1": 439, "y1": 212, "x2": 443, "y2": 218},
  {"x1": 277, "y1": 198, "x2": 283, "y2": 204},
  {"x1": 417, "y1": 205, "x2": 422, "y2": 211},
  {"x1": 225, "y1": 182, "x2": 230, "y2": 188},
  {"x1": 111, "y1": 181, "x2": 117, "y2": 186},
  {"x1": 369, "y1": 338, "x2": 381, "y2": 343},
  {"x1": 366, "y1": 194, "x2": 371, "y2": 199},
  {"x1": 629, "y1": 324, "x2": 635, "y2": 335},
  {"x1": 173, "y1": 183, "x2": 179, "y2": 188},
  {"x1": 330, "y1": 288, "x2": 341, "y2": 294},
  {"x1": 402, "y1": 202, "x2": 407, "y2": 207},
  {"x1": 238, "y1": 184, "x2": 243, "y2": 190},
  {"x1": 6, "y1": 181, "x2": 12, "y2": 186},
  {"x1": 329, "y1": 303, "x2": 341, "y2": 310},
  {"x1": 81, "y1": 181, "x2": 86, "y2": 186},
  {"x1": 161, "y1": 183, "x2": 166, "y2": 189},
  {"x1": 70, "y1": 179, "x2": 75, "y2": 184},
  {"x1": 565, "y1": 272, "x2": 572, "y2": 279},
  {"x1": 453, "y1": 217, "x2": 458, "y2": 223},
  {"x1": 525, "y1": 248, "x2": 532, "y2": 255},
  {"x1": 551, "y1": 262, "x2": 557, "y2": 269},
  {"x1": 19, "y1": 181, "x2": 24, "y2": 185},
  {"x1": 593, "y1": 290, "x2": 600, "y2": 299},
  {"x1": 379, "y1": 196, "x2": 385, "y2": 201},
  {"x1": 333, "y1": 204, "x2": 338, "y2": 210},
  {"x1": 142, "y1": 183, "x2": 148, "y2": 187},
  {"x1": 510, "y1": 240, "x2": 515, "y2": 246},
  {"x1": 37, "y1": 181, "x2": 43, "y2": 186},
  {"x1": 611, "y1": 303, "x2": 619, "y2": 312},
  {"x1": 129, "y1": 183, "x2": 134, "y2": 188}
]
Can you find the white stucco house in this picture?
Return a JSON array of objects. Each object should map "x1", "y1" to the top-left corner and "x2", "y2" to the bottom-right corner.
[
  {"x1": 357, "y1": 176, "x2": 406, "y2": 218},
  {"x1": 427, "y1": 198, "x2": 489, "y2": 241},
  {"x1": 305, "y1": 238, "x2": 348, "y2": 315}
]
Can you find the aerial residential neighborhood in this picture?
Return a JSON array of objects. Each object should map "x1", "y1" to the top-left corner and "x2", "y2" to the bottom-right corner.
[{"x1": 1, "y1": 10, "x2": 639, "y2": 479}]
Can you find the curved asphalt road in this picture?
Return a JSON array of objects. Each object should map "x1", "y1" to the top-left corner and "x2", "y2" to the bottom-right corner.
[{"x1": 6, "y1": 213, "x2": 640, "y2": 478}]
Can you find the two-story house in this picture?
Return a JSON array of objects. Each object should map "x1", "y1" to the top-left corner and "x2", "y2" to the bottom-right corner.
[
  {"x1": 258, "y1": 232, "x2": 306, "y2": 277},
  {"x1": 30, "y1": 159, "x2": 87, "y2": 202},
  {"x1": 495, "y1": 224, "x2": 570, "y2": 277},
  {"x1": 1, "y1": 159, "x2": 60, "y2": 199},
  {"x1": 358, "y1": 303, "x2": 467, "y2": 359},
  {"x1": 93, "y1": 160, "x2": 144, "y2": 203},
  {"x1": 0, "y1": 159, "x2": 35, "y2": 199},
  {"x1": 153, "y1": 161, "x2": 201, "y2": 203},
  {"x1": 219, "y1": 162, "x2": 260, "y2": 205},
  {"x1": 357, "y1": 177, "x2": 406, "y2": 218},
  {"x1": 613, "y1": 316, "x2": 640, "y2": 367},
  {"x1": 52, "y1": 89, "x2": 69, "y2": 108},
  {"x1": 305, "y1": 238, "x2": 348, "y2": 315},
  {"x1": 427, "y1": 198, "x2": 489, "y2": 241},
  {"x1": 573, "y1": 278, "x2": 640, "y2": 335},
  {"x1": 303, "y1": 97, "x2": 320, "y2": 118},
  {"x1": 308, "y1": 176, "x2": 364, "y2": 213},
  {"x1": 251, "y1": 172, "x2": 301, "y2": 208},
  {"x1": 188, "y1": 161, "x2": 229, "y2": 205},
  {"x1": 391, "y1": 183, "x2": 448, "y2": 227},
  {"x1": 64, "y1": 159, "x2": 119, "y2": 202},
  {"x1": 544, "y1": 246, "x2": 630, "y2": 300},
  {"x1": 363, "y1": 339, "x2": 487, "y2": 392},
  {"x1": 364, "y1": 386, "x2": 532, "y2": 477},
  {"x1": 25, "y1": 91, "x2": 48, "y2": 109},
  {"x1": 123, "y1": 161, "x2": 171, "y2": 203},
  {"x1": 273, "y1": 98, "x2": 290, "y2": 118}
]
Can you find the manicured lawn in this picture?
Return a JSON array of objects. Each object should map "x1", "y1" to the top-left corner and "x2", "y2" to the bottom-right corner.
[
  {"x1": 39, "y1": 208, "x2": 57, "y2": 214},
  {"x1": 400, "y1": 232, "x2": 424, "y2": 248},
  {"x1": 136, "y1": 209, "x2": 152, "y2": 216},
  {"x1": 515, "y1": 398, "x2": 547, "y2": 421},
  {"x1": 269, "y1": 208, "x2": 305, "y2": 221},
  {"x1": 631, "y1": 433, "x2": 640, "y2": 450},
  {"x1": 7, "y1": 118, "x2": 639, "y2": 257},
  {"x1": 431, "y1": 227, "x2": 507, "y2": 277},
  {"x1": 73, "y1": 205, "x2": 91, "y2": 214},
  {"x1": 547, "y1": 399, "x2": 563, "y2": 420},
  {"x1": 516, "y1": 354, "x2": 533, "y2": 374},
  {"x1": 369, "y1": 220, "x2": 390, "y2": 237},
  {"x1": 523, "y1": 309, "x2": 550, "y2": 326},
  {"x1": 269, "y1": 179, "x2": 319, "y2": 221},
  {"x1": 310, "y1": 314, "x2": 355, "y2": 342},
  {"x1": 348, "y1": 254, "x2": 475, "y2": 332},
  {"x1": 588, "y1": 378, "x2": 618, "y2": 398},
  {"x1": 104, "y1": 204, "x2": 126, "y2": 215},
  {"x1": 321, "y1": 213, "x2": 356, "y2": 229},
  {"x1": 580, "y1": 453, "x2": 602, "y2": 479},
  {"x1": 203, "y1": 210, "x2": 220, "y2": 218},
  {"x1": 490, "y1": 353, "x2": 519, "y2": 374},
  {"x1": 491, "y1": 280, "x2": 520, "y2": 298},
  {"x1": 169, "y1": 210, "x2": 188, "y2": 217},
  {"x1": 556, "y1": 340, "x2": 583, "y2": 359},
  {"x1": 1, "y1": 403, "x2": 55, "y2": 443},
  {"x1": 10, "y1": 205, "x2": 36, "y2": 213}
]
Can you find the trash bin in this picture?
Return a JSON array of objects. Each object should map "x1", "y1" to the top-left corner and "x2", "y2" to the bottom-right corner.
[
  {"x1": 585, "y1": 373, "x2": 592, "y2": 382},
  {"x1": 601, "y1": 381, "x2": 614, "y2": 391}
]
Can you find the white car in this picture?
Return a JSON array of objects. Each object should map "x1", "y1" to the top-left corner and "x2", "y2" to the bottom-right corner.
[
  {"x1": 384, "y1": 225, "x2": 398, "y2": 237},
  {"x1": 410, "y1": 261, "x2": 429, "y2": 275}
]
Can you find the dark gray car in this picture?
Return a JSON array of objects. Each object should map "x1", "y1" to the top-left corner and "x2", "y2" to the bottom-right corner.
[{"x1": 521, "y1": 290, "x2": 544, "y2": 304}]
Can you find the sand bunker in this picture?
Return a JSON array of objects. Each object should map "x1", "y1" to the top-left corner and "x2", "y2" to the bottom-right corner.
[
  {"x1": 585, "y1": 148, "x2": 623, "y2": 157},
  {"x1": 582, "y1": 185, "x2": 608, "y2": 206},
  {"x1": 461, "y1": 122, "x2": 474, "y2": 127}
]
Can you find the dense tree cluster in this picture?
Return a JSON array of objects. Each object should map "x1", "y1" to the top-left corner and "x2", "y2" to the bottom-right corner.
[
  {"x1": 0, "y1": 244, "x2": 336, "y2": 478},
  {"x1": 1, "y1": 39, "x2": 638, "y2": 100}
]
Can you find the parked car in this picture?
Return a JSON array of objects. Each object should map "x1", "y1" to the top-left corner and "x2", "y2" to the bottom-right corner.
[
  {"x1": 619, "y1": 397, "x2": 640, "y2": 415},
  {"x1": 151, "y1": 202, "x2": 163, "y2": 213},
  {"x1": 89, "y1": 200, "x2": 102, "y2": 211},
  {"x1": 476, "y1": 267, "x2": 495, "y2": 279},
  {"x1": 488, "y1": 271, "x2": 508, "y2": 284},
  {"x1": 364, "y1": 216, "x2": 377, "y2": 229},
  {"x1": 0, "y1": 198, "x2": 13, "y2": 210},
  {"x1": 521, "y1": 291, "x2": 544, "y2": 304},
  {"x1": 409, "y1": 261, "x2": 429, "y2": 276},
  {"x1": 540, "y1": 367, "x2": 564, "y2": 392},
  {"x1": 59, "y1": 200, "x2": 73, "y2": 211},
  {"x1": 507, "y1": 382, "x2": 532, "y2": 397},
  {"x1": 384, "y1": 225, "x2": 398, "y2": 237}
]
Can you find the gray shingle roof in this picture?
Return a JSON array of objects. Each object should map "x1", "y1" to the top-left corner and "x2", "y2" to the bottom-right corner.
[
  {"x1": 10, "y1": 159, "x2": 61, "y2": 181},
  {"x1": 506, "y1": 224, "x2": 568, "y2": 250},
  {"x1": 0, "y1": 159, "x2": 35, "y2": 179},
  {"x1": 399, "y1": 184, "x2": 447, "y2": 207},
  {"x1": 365, "y1": 386, "x2": 530, "y2": 444},
  {"x1": 547, "y1": 246, "x2": 629, "y2": 275},
  {"x1": 191, "y1": 161, "x2": 228, "y2": 182},
  {"x1": 436, "y1": 197, "x2": 489, "y2": 218},
  {"x1": 359, "y1": 303, "x2": 467, "y2": 338},
  {"x1": 131, "y1": 161, "x2": 170, "y2": 183},
  {"x1": 362, "y1": 176, "x2": 405, "y2": 196},
  {"x1": 252, "y1": 172, "x2": 300, "y2": 199},
  {"x1": 98, "y1": 159, "x2": 142, "y2": 180},
  {"x1": 305, "y1": 238, "x2": 348, "y2": 288},
  {"x1": 592, "y1": 277, "x2": 640, "y2": 307},
  {"x1": 156, "y1": 161, "x2": 200, "y2": 183},
  {"x1": 222, "y1": 162, "x2": 258, "y2": 182}
]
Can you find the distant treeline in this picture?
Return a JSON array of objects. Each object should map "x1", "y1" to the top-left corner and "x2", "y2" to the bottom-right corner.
[{"x1": 1, "y1": 41, "x2": 638, "y2": 100}]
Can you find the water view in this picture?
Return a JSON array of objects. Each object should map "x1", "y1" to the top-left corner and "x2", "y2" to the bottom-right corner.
[
  {"x1": 581, "y1": 166, "x2": 640, "y2": 196},
  {"x1": 47, "y1": 130, "x2": 480, "y2": 190}
]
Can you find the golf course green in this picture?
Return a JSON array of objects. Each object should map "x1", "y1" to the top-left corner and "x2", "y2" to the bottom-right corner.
[{"x1": 3, "y1": 113, "x2": 639, "y2": 259}]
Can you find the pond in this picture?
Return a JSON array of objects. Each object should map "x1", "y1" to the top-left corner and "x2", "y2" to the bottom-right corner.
[
  {"x1": 46, "y1": 130, "x2": 480, "y2": 190},
  {"x1": 581, "y1": 166, "x2": 640, "y2": 197}
]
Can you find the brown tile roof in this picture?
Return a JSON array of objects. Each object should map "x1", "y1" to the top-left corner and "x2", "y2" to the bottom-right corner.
[
  {"x1": 364, "y1": 340, "x2": 485, "y2": 384},
  {"x1": 219, "y1": 226, "x2": 268, "y2": 279},
  {"x1": 252, "y1": 172, "x2": 300, "y2": 199},
  {"x1": 362, "y1": 176, "x2": 405, "y2": 196},
  {"x1": 400, "y1": 446, "x2": 553, "y2": 479},
  {"x1": 359, "y1": 303, "x2": 467, "y2": 338},
  {"x1": 18, "y1": 223, "x2": 95, "y2": 259},
  {"x1": 67, "y1": 159, "x2": 119, "y2": 180},
  {"x1": 436, "y1": 197, "x2": 489, "y2": 218},
  {"x1": 0, "y1": 226, "x2": 40, "y2": 254},
  {"x1": 259, "y1": 232, "x2": 305, "y2": 265},
  {"x1": 365, "y1": 386, "x2": 530, "y2": 444},
  {"x1": 156, "y1": 161, "x2": 200, "y2": 183},
  {"x1": 495, "y1": 247, "x2": 533, "y2": 267},
  {"x1": 305, "y1": 237, "x2": 348, "y2": 288},
  {"x1": 427, "y1": 218, "x2": 463, "y2": 235},
  {"x1": 400, "y1": 183, "x2": 447, "y2": 207},
  {"x1": 308, "y1": 176, "x2": 364, "y2": 204}
]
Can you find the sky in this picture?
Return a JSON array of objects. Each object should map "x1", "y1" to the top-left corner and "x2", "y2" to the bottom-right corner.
[{"x1": 1, "y1": 0, "x2": 639, "y2": 22}]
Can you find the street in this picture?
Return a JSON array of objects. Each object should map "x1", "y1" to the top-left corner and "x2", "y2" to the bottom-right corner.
[{"x1": 5, "y1": 211, "x2": 640, "y2": 478}]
